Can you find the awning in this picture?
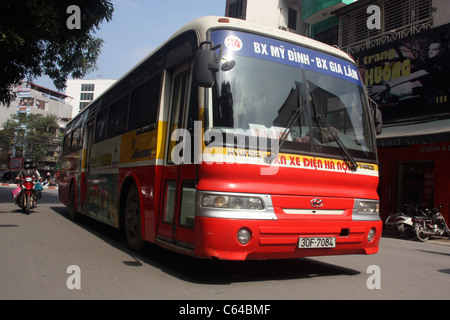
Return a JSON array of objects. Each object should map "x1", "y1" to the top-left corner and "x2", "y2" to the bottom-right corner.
[{"x1": 376, "y1": 118, "x2": 450, "y2": 148}]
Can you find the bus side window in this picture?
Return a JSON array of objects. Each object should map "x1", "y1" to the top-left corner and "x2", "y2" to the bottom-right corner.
[
  {"x1": 70, "y1": 126, "x2": 83, "y2": 152},
  {"x1": 129, "y1": 74, "x2": 162, "y2": 130},
  {"x1": 63, "y1": 134, "x2": 71, "y2": 155},
  {"x1": 108, "y1": 94, "x2": 130, "y2": 138},
  {"x1": 95, "y1": 108, "x2": 108, "y2": 143}
]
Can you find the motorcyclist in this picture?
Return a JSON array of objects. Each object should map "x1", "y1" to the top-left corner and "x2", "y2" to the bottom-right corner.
[
  {"x1": 15, "y1": 159, "x2": 42, "y2": 204},
  {"x1": 16, "y1": 159, "x2": 42, "y2": 181}
]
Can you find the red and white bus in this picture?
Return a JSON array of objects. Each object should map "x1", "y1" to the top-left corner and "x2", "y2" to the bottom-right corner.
[{"x1": 59, "y1": 16, "x2": 382, "y2": 260}]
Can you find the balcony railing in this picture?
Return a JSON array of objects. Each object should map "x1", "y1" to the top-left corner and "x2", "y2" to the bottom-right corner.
[{"x1": 339, "y1": 0, "x2": 433, "y2": 54}]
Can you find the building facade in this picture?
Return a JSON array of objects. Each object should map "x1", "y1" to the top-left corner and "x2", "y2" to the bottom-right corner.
[
  {"x1": 0, "y1": 82, "x2": 72, "y2": 127},
  {"x1": 225, "y1": 0, "x2": 357, "y2": 44},
  {"x1": 0, "y1": 82, "x2": 73, "y2": 170},
  {"x1": 225, "y1": 0, "x2": 309, "y2": 36},
  {"x1": 65, "y1": 78, "x2": 116, "y2": 118}
]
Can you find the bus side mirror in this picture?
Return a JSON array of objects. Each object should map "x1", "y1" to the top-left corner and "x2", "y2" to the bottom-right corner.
[
  {"x1": 369, "y1": 98, "x2": 383, "y2": 135},
  {"x1": 194, "y1": 41, "x2": 222, "y2": 88}
]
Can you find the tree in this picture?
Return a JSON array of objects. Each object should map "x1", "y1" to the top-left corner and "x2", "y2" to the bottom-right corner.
[
  {"x1": 0, "y1": 0, "x2": 113, "y2": 104},
  {"x1": 0, "y1": 113, "x2": 63, "y2": 165}
]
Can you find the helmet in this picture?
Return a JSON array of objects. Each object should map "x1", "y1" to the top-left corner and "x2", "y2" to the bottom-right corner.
[{"x1": 24, "y1": 159, "x2": 33, "y2": 170}]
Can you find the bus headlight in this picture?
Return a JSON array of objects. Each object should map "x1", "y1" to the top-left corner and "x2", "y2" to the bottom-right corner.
[
  {"x1": 201, "y1": 194, "x2": 264, "y2": 210},
  {"x1": 352, "y1": 199, "x2": 380, "y2": 221},
  {"x1": 357, "y1": 201, "x2": 379, "y2": 214}
]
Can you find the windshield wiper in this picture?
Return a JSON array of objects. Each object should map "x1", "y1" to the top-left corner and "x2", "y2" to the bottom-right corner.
[
  {"x1": 303, "y1": 72, "x2": 358, "y2": 172},
  {"x1": 264, "y1": 83, "x2": 303, "y2": 164},
  {"x1": 316, "y1": 114, "x2": 358, "y2": 172}
]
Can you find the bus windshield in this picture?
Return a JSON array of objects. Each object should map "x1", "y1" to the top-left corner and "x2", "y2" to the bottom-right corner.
[{"x1": 209, "y1": 30, "x2": 377, "y2": 163}]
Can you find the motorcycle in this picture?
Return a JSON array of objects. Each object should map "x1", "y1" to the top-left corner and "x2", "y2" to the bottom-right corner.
[
  {"x1": 413, "y1": 205, "x2": 450, "y2": 242},
  {"x1": 385, "y1": 203, "x2": 420, "y2": 238},
  {"x1": 14, "y1": 176, "x2": 38, "y2": 214}
]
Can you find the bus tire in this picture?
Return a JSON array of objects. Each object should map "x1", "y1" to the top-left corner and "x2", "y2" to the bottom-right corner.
[
  {"x1": 124, "y1": 184, "x2": 144, "y2": 252},
  {"x1": 68, "y1": 183, "x2": 78, "y2": 220}
]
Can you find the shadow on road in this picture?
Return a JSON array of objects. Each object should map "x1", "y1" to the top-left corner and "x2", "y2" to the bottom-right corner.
[
  {"x1": 50, "y1": 205, "x2": 361, "y2": 285},
  {"x1": 0, "y1": 188, "x2": 61, "y2": 215},
  {"x1": 0, "y1": 186, "x2": 60, "y2": 206},
  {"x1": 416, "y1": 249, "x2": 450, "y2": 257}
]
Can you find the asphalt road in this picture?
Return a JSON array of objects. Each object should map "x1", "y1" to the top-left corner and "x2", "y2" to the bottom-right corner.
[{"x1": 0, "y1": 185, "x2": 449, "y2": 301}]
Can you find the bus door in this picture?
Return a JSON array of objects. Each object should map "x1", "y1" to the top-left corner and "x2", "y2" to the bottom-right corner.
[
  {"x1": 81, "y1": 119, "x2": 95, "y2": 214},
  {"x1": 157, "y1": 64, "x2": 197, "y2": 248}
]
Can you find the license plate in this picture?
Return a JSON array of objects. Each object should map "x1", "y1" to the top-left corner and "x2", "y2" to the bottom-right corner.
[{"x1": 298, "y1": 237, "x2": 336, "y2": 248}]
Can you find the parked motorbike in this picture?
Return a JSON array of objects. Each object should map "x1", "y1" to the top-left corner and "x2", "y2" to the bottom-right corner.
[
  {"x1": 385, "y1": 203, "x2": 420, "y2": 238},
  {"x1": 386, "y1": 203, "x2": 450, "y2": 242},
  {"x1": 13, "y1": 176, "x2": 38, "y2": 214},
  {"x1": 413, "y1": 205, "x2": 450, "y2": 242}
]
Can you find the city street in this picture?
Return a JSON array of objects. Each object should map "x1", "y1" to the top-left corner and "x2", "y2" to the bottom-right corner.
[{"x1": 0, "y1": 185, "x2": 449, "y2": 301}]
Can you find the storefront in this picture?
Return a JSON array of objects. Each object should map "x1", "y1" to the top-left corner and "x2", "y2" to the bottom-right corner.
[
  {"x1": 377, "y1": 124, "x2": 450, "y2": 222},
  {"x1": 354, "y1": 23, "x2": 450, "y2": 222}
]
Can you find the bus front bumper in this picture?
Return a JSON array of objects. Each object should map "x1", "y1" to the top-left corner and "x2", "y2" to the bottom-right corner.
[{"x1": 194, "y1": 218, "x2": 382, "y2": 260}]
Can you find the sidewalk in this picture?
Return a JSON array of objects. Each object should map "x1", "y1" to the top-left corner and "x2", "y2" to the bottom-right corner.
[
  {"x1": 427, "y1": 235, "x2": 450, "y2": 247},
  {"x1": 383, "y1": 232, "x2": 450, "y2": 247}
]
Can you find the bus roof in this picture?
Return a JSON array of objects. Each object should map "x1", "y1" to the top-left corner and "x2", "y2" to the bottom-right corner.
[
  {"x1": 68, "y1": 16, "x2": 354, "y2": 127},
  {"x1": 180, "y1": 16, "x2": 353, "y2": 61},
  {"x1": 138, "y1": 16, "x2": 354, "y2": 76}
]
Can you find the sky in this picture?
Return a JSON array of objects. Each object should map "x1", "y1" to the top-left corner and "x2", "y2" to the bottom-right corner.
[{"x1": 36, "y1": 0, "x2": 226, "y2": 92}]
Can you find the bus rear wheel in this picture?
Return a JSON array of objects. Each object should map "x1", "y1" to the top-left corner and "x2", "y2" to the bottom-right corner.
[{"x1": 124, "y1": 184, "x2": 144, "y2": 252}]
